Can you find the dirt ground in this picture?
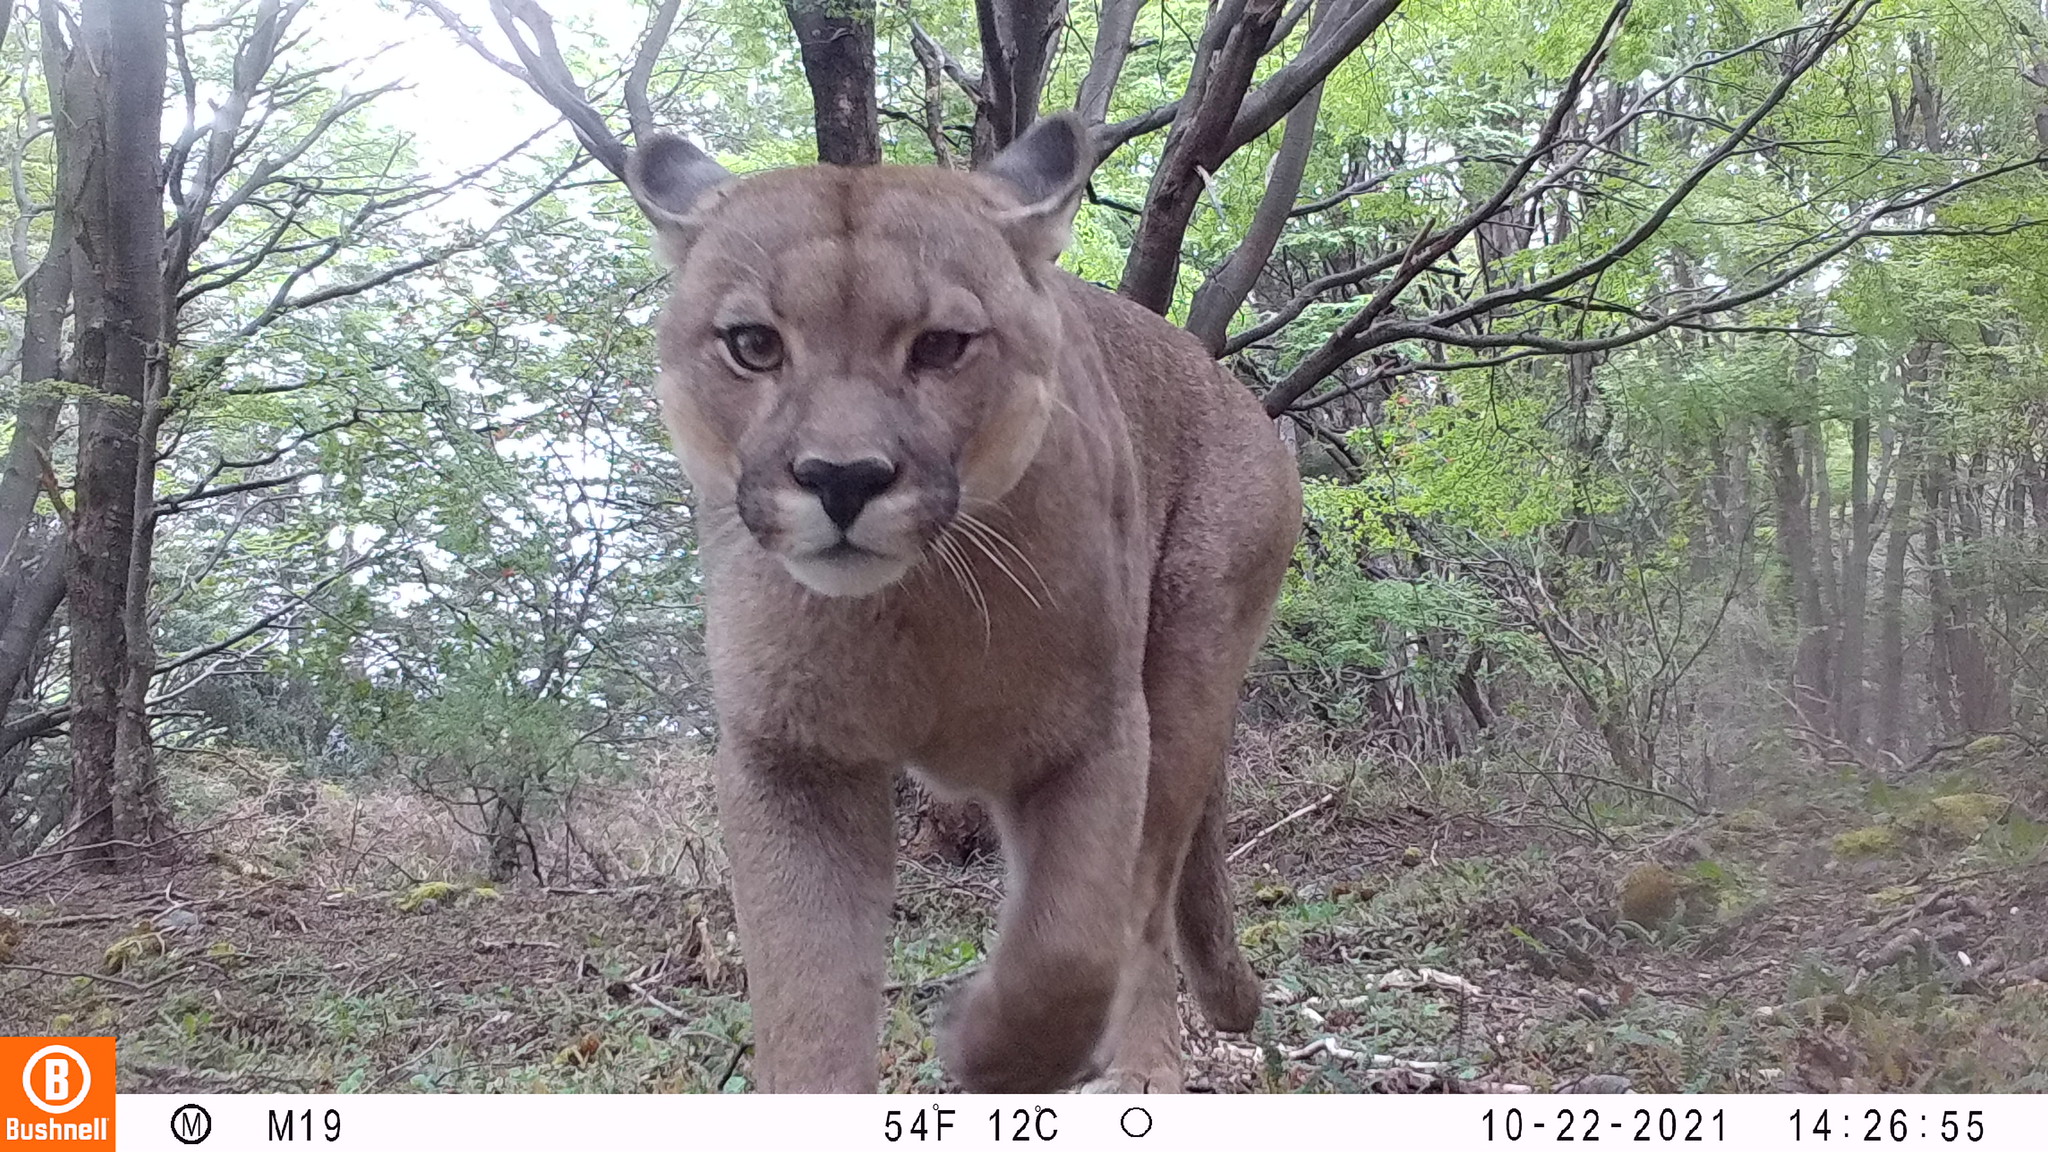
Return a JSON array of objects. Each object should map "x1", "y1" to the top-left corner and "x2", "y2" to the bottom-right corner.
[{"x1": 3, "y1": 730, "x2": 2047, "y2": 1094}]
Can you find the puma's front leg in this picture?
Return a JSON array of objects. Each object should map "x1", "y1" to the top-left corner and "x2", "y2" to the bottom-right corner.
[
  {"x1": 715, "y1": 739, "x2": 895, "y2": 1092},
  {"x1": 940, "y1": 699, "x2": 1149, "y2": 1092}
]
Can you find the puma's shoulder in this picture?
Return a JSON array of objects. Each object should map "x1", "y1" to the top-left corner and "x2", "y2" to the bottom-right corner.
[{"x1": 1048, "y1": 272, "x2": 1282, "y2": 514}]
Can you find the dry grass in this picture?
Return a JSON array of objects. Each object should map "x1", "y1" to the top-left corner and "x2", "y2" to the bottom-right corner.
[
  {"x1": 171, "y1": 743, "x2": 725, "y2": 893},
  {"x1": 3, "y1": 726, "x2": 2046, "y2": 1094}
]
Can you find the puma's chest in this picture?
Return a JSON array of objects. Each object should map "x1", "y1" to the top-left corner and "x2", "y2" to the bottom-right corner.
[{"x1": 705, "y1": 564, "x2": 1142, "y2": 773}]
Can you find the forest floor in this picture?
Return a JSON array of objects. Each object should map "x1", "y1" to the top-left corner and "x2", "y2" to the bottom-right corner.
[{"x1": 3, "y1": 728, "x2": 2048, "y2": 1094}]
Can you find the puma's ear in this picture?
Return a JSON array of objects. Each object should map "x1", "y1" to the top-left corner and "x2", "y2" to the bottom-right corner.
[
  {"x1": 626, "y1": 132, "x2": 734, "y2": 264},
  {"x1": 982, "y1": 112, "x2": 1095, "y2": 262}
]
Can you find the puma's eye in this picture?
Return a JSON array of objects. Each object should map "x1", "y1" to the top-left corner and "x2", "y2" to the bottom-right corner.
[
  {"x1": 908, "y1": 330, "x2": 973, "y2": 373},
  {"x1": 720, "y1": 324, "x2": 784, "y2": 372}
]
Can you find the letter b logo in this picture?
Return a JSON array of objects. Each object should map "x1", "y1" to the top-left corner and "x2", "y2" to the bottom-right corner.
[{"x1": 22, "y1": 1045, "x2": 89, "y2": 1114}]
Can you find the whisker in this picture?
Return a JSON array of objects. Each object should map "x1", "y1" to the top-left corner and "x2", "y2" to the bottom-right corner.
[
  {"x1": 935, "y1": 528, "x2": 990, "y2": 643},
  {"x1": 1048, "y1": 393, "x2": 1083, "y2": 428},
  {"x1": 954, "y1": 514, "x2": 1045, "y2": 611},
  {"x1": 932, "y1": 533, "x2": 968, "y2": 593},
  {"x1": 956, "y1": 511, "x2": 1053, "y2": 608}
]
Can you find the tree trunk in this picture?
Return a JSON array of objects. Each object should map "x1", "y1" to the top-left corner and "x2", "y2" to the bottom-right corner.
[
  {"x1": 0, "y1": 12, "x2": 81, "y2": 716},
  {"x1": 1808, "y1": 425, "x2": 1840, "y2": 658},
  {"x1": 1943, "y1": 451, "x2": 2005, "y2": 731},
  {"x1": 784, "y1": 0, "x2": 880, "y2": 166},
  {"x1": 114, "y1": 378, "x2": 166, "y2": 851},
  {"x1": 1765, "y1": 418, "x2": 1829, "y2": 732},
  {"x1": 972, "y1": 0, "x2": 1064, "y2": 160},
  {"x1": 66, "y1": 0, "x2": 167, "y2": 866},
  {"x1": 1838, "y1": 414, "x2": 1870, "y2": 749},
  {"x1": 1874, "y1": 436, "x2": 1916, "y2": 760},
  {"x1": 485, "y1": 792, "x2": 527, "y2": 882},
  {"x1": 1921, "y1": 456, "x2": 1960, "y2": 732}
]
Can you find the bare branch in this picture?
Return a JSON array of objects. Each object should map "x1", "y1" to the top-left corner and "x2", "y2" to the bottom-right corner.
[
  {"x1": 624, "y1": 0, "x2": 682, "y2": 145},
  {"x1": 487, "y1": 0, "x2": 629, "y2": 178},
  {"x1": 229, "y1": 153, "x2": 584, "y2": 339},
  {"x1": 1119, "y1": 0, "x2": 1287, "y2": 312},
  {"x1": 1187, "y1": 36, "x2": 1325, "y2": 355},
  {"x1": 1074, "y1": 0, "x2": 1142, "y2": 125},
  {"x1": 1229, "y1": 0, "x2": 1402, "y2": 153},
  {"x1": 409, "y1": 0, "x2": 533, "y2": 85},
  {"x1": 152, "y1": 559, "x2": 375, "y2": 678},
  {"x1": 905, "y1": 12, "x2": 985, "y2": 106}
]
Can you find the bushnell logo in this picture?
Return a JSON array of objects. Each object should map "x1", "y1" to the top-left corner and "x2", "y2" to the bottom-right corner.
[{"x1": 3, "y1": 1037, "x2": 115, "y2": 1144}]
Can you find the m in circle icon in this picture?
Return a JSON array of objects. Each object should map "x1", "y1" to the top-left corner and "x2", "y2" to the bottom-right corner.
[{"x1": 171, "y1": 1103, "x2": 214, "y2": 1144}]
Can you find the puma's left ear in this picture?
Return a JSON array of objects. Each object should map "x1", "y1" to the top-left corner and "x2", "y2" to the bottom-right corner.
[
  {"x1": 626, "y1": 132, "x2": 734, "y2": 265},
  {"x1": 982, "y1": 112, "x2": 1095, "y2": 262}
]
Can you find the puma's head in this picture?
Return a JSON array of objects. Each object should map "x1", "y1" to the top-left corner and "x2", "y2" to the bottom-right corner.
[{"x1": 625, "y1": 115, "x2": 1094, "y2": 598}]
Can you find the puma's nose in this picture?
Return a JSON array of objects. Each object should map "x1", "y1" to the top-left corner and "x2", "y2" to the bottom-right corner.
[{"x1": 792, "y1": 456, "x2": 898, "y2": 531}]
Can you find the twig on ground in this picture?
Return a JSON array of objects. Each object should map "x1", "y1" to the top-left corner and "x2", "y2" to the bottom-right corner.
[
  {"x1": 1323, "y1": 966, "x2": 1481, "y2": 1001},
  {"x1": 473, "y1": 939, "x2": 564, "y2": 953},
  {"x1": 373, "y1": 1024, "x2": 458, "y2": 1091},
  {"x1": 1287, "y1": 1036, "x2": 1444, "y2": 1067},
  {"x1": 3, "y1": 963, "x2": 188, "y2": 993},
  {"x1": 1930, "y1": 853, "x2": 2048, "y2": 887},
  {"x1": 1645, "y1": 958, "x2": 1776, "y2": 999},
  {"x1": 1228, "y1": 789, "x2": 1343, "y2": 864},
  {"x1": 884, "y1": 966, "x2": 978, "y2": 995},
  {"x1": 24, "y1": 911, "x2": 141, "y2": 929},
  {"x1": 0, "y1": 820, "x2": 229, "y2": 879},
  {"x1": 715, "y1": 1040, "x2": 752, "y2": 1092},
  {"x1": 630, "y1": 982, "x2": 744, "y2": 1049},
  {"x1": 1284, "y1": 1036, "x2": 1532, "y2": 1093},
  {"x1": 543, "y1": 884, "x2": 657, "y2": 897}
]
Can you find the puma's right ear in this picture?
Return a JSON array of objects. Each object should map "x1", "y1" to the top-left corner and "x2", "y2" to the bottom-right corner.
[
  {"x1": 983, "y1": 112, "x2": 1095, "y2": 263},
  {"x1": 626, "y1": 133, "x2": 734, "y2": 264}
]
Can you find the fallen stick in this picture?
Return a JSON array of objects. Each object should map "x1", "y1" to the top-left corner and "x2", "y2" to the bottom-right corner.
[
  {"x1": 884, "y1": 966, "x2": 978, "y2": 995},
  {"x1": 1285, "y1": 1037, "x2": 1532, "y2": 1093},
  {"x1": 543, "y1": 884, "x2": 657, "y2": 897},
  {"x1": 473, "y1": 939, "x2": 563, "y2": 953},
  {"x1": 22, "y1": 911, "x2": 136, "y2": 929},
  {"x1": 1285, "y1": 1036, "x2": 1446, "y2": 1070},
  {"x1": 1228, "y1": 790, "x2": 1342, "y2": 864},
  {"x1": 629, "y1": 982, "x2": 743, "y2": 1048},
  {"x1": 3, "y1": 962, "x2": 187, "y2": 993}
]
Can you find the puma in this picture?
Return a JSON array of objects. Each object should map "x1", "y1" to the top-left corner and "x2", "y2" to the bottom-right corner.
[{"x1": 622, "y1": 112, "x2": 1301, "y2": 1093}]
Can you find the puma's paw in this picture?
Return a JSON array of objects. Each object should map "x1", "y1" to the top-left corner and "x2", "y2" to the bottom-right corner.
[{"x1": 938, "y1": 968, "x2": 1114, "y2": 1093}]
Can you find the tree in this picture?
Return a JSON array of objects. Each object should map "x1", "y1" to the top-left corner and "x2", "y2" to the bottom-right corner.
[
  {"x1": 786, "y1": 0, "x2": 879, "y2": 165},
  {"x1": 0, "y1": 0, "x2": 561, "y2": 863},
  {"x1": 52, "y1": 0, "x2": 168, "y2": 858}
]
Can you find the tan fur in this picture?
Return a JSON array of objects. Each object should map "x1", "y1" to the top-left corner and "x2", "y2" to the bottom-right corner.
[{"x1": 629, "y1": 117, "x2": 1300, "y2": 1093}]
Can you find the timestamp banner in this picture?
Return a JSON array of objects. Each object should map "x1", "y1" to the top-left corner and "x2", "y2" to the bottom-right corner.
[{"x1": 112, "y1": 1092, "x2": 2035, "y2": 1150}]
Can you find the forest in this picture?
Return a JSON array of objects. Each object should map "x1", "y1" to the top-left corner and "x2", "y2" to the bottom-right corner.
[{"x1": 1, "y1": 0, "x2": 2047, "y2": 1094}]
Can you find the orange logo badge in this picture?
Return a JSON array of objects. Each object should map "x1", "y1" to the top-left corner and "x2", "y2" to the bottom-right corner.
[{"x1": 1, "y1": 1037, "x2": 114, "y2": 1145}]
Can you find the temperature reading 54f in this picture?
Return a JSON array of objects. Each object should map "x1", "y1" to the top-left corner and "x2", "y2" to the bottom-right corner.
[{"x1": 883, "y1": 1106, "x2": 956, "y2": 1142}]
